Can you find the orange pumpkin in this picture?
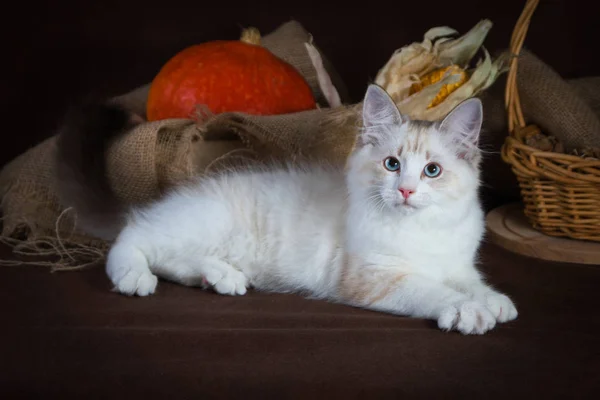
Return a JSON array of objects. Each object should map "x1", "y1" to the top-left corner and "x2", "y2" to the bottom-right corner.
[{"x1": 146, "y1": 27, "x2": 317, "y2": 121}]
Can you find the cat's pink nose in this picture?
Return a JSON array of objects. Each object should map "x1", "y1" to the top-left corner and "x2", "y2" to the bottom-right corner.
[{"x1": 399, "y1": 188, "x2": 415, "y2": 199}]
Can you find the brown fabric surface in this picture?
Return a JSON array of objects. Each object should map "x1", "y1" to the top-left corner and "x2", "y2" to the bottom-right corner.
[{"x1": 1, "y1": 241, "x2": 599, "y2": 399}]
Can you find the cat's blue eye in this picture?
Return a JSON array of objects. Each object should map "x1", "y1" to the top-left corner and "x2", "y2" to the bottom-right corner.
[
  {"x1": 423, "y1": 162, "x2": 442, "y2": 178},
  {"x1": 383, "y1": 157, "x2": 400, "y2": 172}
]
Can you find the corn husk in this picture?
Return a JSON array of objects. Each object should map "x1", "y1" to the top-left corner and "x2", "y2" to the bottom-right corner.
[
  {"x1": 305, "y1": 39, "x2": 342, "y2": 108},
  {"x1": 374, "y1": 19, "x2": 510, "y2": 120},
  {"x1": 408, "y1": 65, "x2": 468, "y2": 108}
]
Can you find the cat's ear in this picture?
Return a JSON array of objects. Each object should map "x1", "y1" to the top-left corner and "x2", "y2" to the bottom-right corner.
[
  {"x1": 359, "y1": 84, "x2": 404, "y2": 147},
  {"x1": 439, "y1": 98, "x2": 483, "y2": 161},
  {"x1": 362, "y1": 84, "x2": 403, "y2": 128}
]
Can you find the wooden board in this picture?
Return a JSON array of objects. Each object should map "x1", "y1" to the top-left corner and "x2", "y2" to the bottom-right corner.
[{"x1": 485, "y1": 203, "x2": 600, "y2": 266}]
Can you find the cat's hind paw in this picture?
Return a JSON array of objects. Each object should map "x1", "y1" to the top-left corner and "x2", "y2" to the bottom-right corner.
[{"x1": 438, "y1": 300, "x2": 497, "y2": 335}]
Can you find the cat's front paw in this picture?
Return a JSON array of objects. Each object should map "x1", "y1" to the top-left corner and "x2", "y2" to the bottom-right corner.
[
  {"x1": 480, "y1": 291, "x2": 518, "y2": 323},
  {"x1": 110, "y1": 268, "x2": 158, "y2": 297},
  {"x1": 438, "y1": 300, "x2": 497, "y2": 335},
  {"x1": 203, "y1": 266, "x2": 248, "y2": 296}
]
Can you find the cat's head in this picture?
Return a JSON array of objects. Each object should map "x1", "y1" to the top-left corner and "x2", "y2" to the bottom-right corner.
[{"x1": 346, "y1": 84, "x2": 483, "y2": 215}]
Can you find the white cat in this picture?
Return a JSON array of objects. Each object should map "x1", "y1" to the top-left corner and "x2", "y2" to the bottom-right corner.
[{"x1": 97, "y1": 84, "x2": 517, "y2": 335}]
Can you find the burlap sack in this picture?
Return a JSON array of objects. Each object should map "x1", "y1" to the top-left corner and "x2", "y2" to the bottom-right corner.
[
  {"x1": 480, "y1": 48, "x2": 600, "y2": 151},
  {"x1": 477, "y1": 48, "x2": 600, "y2": 201},
  {"x1": 569, "y1": 77, "x2": 600, "y2": 118},
  {"x1": 0, "y1": 20, "x2": 357, "y2": 270}
]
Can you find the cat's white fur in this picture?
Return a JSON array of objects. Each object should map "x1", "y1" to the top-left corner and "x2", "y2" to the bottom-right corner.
[{"x1": 105, "y1": 84, "x2": 517, "y2": 335}]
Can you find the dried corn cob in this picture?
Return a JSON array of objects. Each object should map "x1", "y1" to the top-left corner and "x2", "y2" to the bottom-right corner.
[
  {"x1": 409, "y1": 65, "x2": 468, "y2": 108},
  {"x1": 374, "y1": 20, "x2": 509, "y2": 120}
]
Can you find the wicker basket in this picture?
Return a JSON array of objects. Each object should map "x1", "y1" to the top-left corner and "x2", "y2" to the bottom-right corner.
[{"x1": 501, "y1": 0, "x2": 600, "y2": 242}]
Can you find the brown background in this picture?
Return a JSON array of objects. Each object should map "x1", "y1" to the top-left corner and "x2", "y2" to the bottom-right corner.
[{"x1": 2, "y1": 0, "x2": 599, "y2": 170}]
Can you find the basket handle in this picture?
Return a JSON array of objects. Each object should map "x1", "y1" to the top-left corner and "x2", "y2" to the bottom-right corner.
[{"x1": 505, "y1": 0, "x2": 540, "y2": 134}]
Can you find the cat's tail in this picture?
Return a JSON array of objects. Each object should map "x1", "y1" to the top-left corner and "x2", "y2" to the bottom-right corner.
[{"x1": 55, "y1": 98, "x2": 144, "y2": 241}]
